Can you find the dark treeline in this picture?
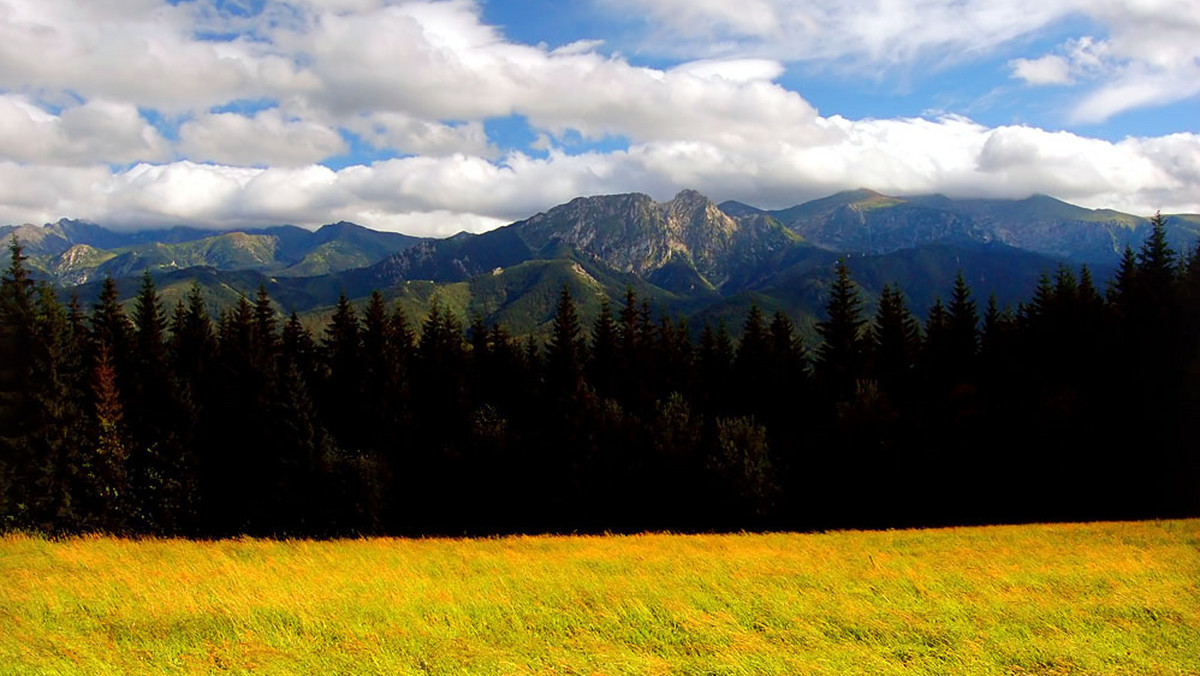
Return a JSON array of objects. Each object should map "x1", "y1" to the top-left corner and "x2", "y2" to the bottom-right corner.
[{"x1": 1, "y1": 214, "x2": 1198, "y2": 537}]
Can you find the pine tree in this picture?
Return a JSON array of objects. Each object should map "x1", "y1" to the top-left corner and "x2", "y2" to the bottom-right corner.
[
  {"x1": 869, "y1": 283, "x2": 920, "y2": 387},
  {"x1": 767, "y1": 310, "x2": 807, "y2": 387},
  {"x1": 26, "y1": 285, "x2": 86, "y2": 532},
  {"x1": 1137, "y1": 211, "x2": 1176, "y2": 291},
  {"x1": 128, "y1": 272, "x2": 179, "y2": 532},
  {"x1": 547, "y1": 284, "x2": 587, "y2": 395},
  {"x1": 815, "y1": 259, "x2": 866, "y2": 394},
  {"x1": 170, "y1": 283, "x2": 215, "y2": 387},
  {"x1": 90, "y1": 277, "x2": 134, "y2": 376},
  {"x1": 252, "y1": 285, "x2": 279, "y2": 371},
  {"x1": 85, "y1": 342, "x2": 132, "y2": 533},
  {"x1": 588, "y1": 298, "x2": 618, "y2": 398},
  {"x1": 922, "y1": 297, "x2": 950, "y2": 375},
  {"x1": 0, "y1": 237, "x2": 37, "y2": 526},
  {"x1": 1107, "y1": 245, "x2": 1138, "y2": 308},
  {"x1": 652, "y1": 313, "x2": 692, "y2": 397},
  {"x1": 281, "y1": 311, "x2": 316, "y2": 376},
  {"x1": 981, "y1": 294, "x2": 1014, "y2": 360},
  {"x1": 946, "y1": 271, "x2": 980, "y2": 370},
  {"x1": 736, "y1": 305, "x2": 769, "y2": 378}
]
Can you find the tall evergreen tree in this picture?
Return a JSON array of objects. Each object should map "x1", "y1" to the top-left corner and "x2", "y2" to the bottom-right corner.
[
  {"x1": 25, "y1": 285, "x2": 86, "y2": 532},
  {"x1": 0, "y1": 237, "x2": 37, "y2": 526},
  {"x1": 322, "y1": 291, "x2": 364, "y2": 452},
  {"x1": 946, "y1": 271, "x2": 979, "y2": 368},
  {"x1": 815, "y1": 259, "x2": 866, "y2": 395},
  {"x1": 588, "y1": 298, "x2": 618, "y2": 398},
  {"x1": 128, "y1": 272, "x2": 186, "y2": 532},
  {"x1": 547, "y1": 285, "x2": 587, "y2": 395},
  {"x1": 85, "y1": 342, "x2": 131, "y2": 533},
  {"x1": 869, "y1": 283, "x2": 920, "y2": 388},
  {"x1": 89, "y1": 277, "x2": 134, "y2": 375}
]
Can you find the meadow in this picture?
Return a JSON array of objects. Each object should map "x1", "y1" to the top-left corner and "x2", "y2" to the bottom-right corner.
[{"x1": 1, "y1": 520, "x2": 1197, "y2": 675}]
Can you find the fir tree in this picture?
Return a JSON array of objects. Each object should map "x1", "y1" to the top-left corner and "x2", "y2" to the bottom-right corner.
[
  {"x1": 0, "y1": 237, "x2": 37, "y2": 526},
  {"x1": 90, "y1": 276, "x2": 133, "y2": 375},
  {"x1": 588, "y1": 298, "x2": 618, "y2": 398},
  {"x1": 128, "y1": 272, "x2": 181, "y2": 532},
  {"x1": 869, "y1": 283, "x2": 920, "y2": 387},
  {"x1": 26, "y1": 285, "x2": 86, "y2": 532},
  {"x1": 815, "y1": 259, "x2": 866, "y2": 394},
  {"x1": 946, "y1": 271, "x2": 980, "y2": 370},
  {"x1": 85, "y1": 343, "x2": 131, "y2": 533},
  {"x1": 547, "y1": 285, "x2": 587, "y2": 394}
]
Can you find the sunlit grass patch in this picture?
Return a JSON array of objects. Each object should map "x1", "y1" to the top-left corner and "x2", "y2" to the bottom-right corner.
[{"x1": 2, "y1": 520, "x2": 1197, "y2": 675}]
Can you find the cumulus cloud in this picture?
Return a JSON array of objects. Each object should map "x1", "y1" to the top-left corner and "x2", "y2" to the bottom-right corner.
[
  {"x1": 606, "y1": 0, "x2": 1200, "y2": 122},
  {"x1": 0, "y1": 95, "x2": 169, "y2": 165},
  {"x1": 1010, "y1": 55, "x2": 1073, "y2": 85},
  {"x1": 343, "y1": 114, "x2": 494, "y2": 158},
  {"x1": 0, "y1": 0, "x2": 1197, "y2": 236},
  {"x1": 1, "y1": 116, "x2": 1197, "y2": 236},
  {"x1": 0, "y1": 0, "x2": 311, "y2": 111},
  {"x1": 178, "y1": 109, "x2": 347, "y2": 166}
]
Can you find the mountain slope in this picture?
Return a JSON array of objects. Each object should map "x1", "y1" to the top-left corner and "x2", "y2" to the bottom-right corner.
[
  {"x1": 759, "y1": 191, "x2": 1200, "y2": 263},
  {"x1": 4, "y1": 219, "x2": 426, "y2": 283}
]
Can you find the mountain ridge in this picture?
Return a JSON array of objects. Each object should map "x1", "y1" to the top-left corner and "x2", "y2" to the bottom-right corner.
[{"x1": 6, "y1": 189, "x2": 1196, "y2": 339}]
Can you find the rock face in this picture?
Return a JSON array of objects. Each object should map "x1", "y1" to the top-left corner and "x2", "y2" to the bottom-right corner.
[{"x1": 514, "y1": 189, "x2": 800, "y2": 290}]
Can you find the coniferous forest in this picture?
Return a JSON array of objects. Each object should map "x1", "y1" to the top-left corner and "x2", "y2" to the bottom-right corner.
[{"x1": 1, "y1": 214, "x2": 1197, "y2": 538}]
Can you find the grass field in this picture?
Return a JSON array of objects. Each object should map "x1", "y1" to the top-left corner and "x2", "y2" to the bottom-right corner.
[{"x1": 2, "y1": 520, "x2": 1197, "y2": 675}]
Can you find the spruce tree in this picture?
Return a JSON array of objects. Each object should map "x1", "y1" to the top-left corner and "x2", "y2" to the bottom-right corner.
[
  {"x1": 90, "y1": 277, "x2": 134, "y2": 377},
  {"x1": 85, "y1": 342, "x2": 132, "y2": 533},
  {"x1": 313, "y1": 292, "x2": 364, "y2": 480},
  {"x1": 946, "y1": 271, "x2": 980, "y2": 370},
  {"x1": 0, "y1": 237, "x2": 37, "y2": 526},
  {"x1": 547, "y1": 284, "x2": 587, "y2": 395},
  {"x1": 128, "y1": 272, "x2": 180, "y2": 532},
  {"x1": 26, "y1": 285, "x2": 86, "y2": 532},
  {"x1": 588, "y1": 298, "x2": 618, "y2": 398},
  {"x1": 869, "y1": 283, "x2": 920, "y2": 387},
  {"x1": 815, "y1": 259, "x2": 866, "y2": 395},
  {"x1": 767, "y1": 310, "x2": 807, "y2": 393}
]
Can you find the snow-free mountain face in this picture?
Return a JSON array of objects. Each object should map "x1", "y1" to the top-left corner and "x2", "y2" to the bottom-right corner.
[
  {"x1": 749, "y1": 190, "x2": 1200, "y2": 263},
  {"x1": 513, "y1": 189, "x2": 804, "y2": 292},
  {"x1": 8, "y1": 188, "x2": 1199, "y2": 338},
  {"x1": 1, "y1": 219, "x2": 425, "y2": 284}
]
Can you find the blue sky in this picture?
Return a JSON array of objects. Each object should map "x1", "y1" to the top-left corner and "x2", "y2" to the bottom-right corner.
[{"x1": 0, "y1": 0, "x2": 1197, "y2": 234}]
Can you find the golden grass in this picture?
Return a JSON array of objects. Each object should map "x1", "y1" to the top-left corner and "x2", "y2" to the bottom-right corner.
[{"x1": 2, "y1": 520, "x2": 1197, "y2": 675}]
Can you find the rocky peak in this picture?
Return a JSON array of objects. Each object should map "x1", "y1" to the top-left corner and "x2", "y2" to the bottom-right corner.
[{"x1": 509, "y1": 189, "x2": 799, "y2": 290}]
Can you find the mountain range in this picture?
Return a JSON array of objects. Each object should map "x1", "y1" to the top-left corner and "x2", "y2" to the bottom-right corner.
[{"x1": 6, "y1": 190, "x2": 1199, "y2": 338}]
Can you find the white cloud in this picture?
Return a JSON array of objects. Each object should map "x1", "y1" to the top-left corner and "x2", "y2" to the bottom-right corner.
[
  {"x1": 669, "y1": 58, "x2": 786, "y2": 83},
  {"x1": 0, "y1": 0, "x2": 309, "y2": 111},
  {"x1": 178, "y1": 109, "x2": 347, "y2": 167},
  {"x1": 1010, "y1": 55, "x2": 1073, "y2": 85},
  {"x1": 600, "y1": 0, "x2": 1074, "y2": 64},
  {"x1": 0, "y1": 95, "x2": 169, "y2": 165},
  {"x1": 605, "y1": 0, "x2": 1200, "y2": 122},
  {"x1": 0, "y1": 0, "x2": 1197, "y2": 236},
  {"x1": 1, "y1": 117, "x2": 1197, "y2": 236},
  {"x1": 343, "y1": 113, "x2": 494, "y2": 157}
]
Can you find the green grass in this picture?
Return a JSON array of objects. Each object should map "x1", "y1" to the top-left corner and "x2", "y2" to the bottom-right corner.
[{"x1": 2, "y1": 520, "x2": 1197, "y2": 675}]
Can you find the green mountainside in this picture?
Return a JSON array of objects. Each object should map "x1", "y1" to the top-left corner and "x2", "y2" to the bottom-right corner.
[
  {"x1": 1, "y1": 219, "x2": 423, "y2": 284},
  {"x1": 8, "y1": 189, "x2": 1194, "y2": 338},
  {"x1": 751, "y1": 190, "x2": 1200, "y2": 262}
]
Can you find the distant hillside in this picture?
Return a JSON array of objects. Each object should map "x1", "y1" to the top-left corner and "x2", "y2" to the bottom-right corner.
[
  {"x1": 9, "y1": 189, "x2": 1194, "y2": 337},
  {"x1": 751, "y1": 190, "x2": 1200, "y2": 263},
  {"x1": 1, "y1": 219, "x2": 425, "y2": 284}
]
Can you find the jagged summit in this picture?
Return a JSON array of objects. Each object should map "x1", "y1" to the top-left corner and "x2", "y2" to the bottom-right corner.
[{"x1": 508, "y1": 189, "x2": 797, "y2": 289}]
